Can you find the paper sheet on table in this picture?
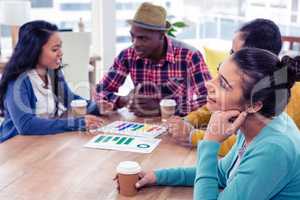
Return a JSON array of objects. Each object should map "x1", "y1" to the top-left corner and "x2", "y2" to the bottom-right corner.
[
  {"x1": 84, "y1": 134, "x2": 161, "y2": 154},
  {"x1": 95, "y1": 121, "x2": 167, "y2": 138}
]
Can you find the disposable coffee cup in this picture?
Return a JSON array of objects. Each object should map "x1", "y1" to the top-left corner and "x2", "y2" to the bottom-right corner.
[
  {"x1": 160, "y1": 99, "x2": 176, "y2": 122},
  {"x1": 116, "y1": 161, "x2": 141, "y2": 197},
  {"x1": 70, "y1": 99, "x2": 87, "y2": 116}
]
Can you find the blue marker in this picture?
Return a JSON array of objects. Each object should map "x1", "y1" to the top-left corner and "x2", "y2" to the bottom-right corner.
[
  {"x1": 130, "y1": 124, "x2": 140, "y2": 130},
  {"x1": 132, "y1": 124, "x2": 144, "y2": 131},
  {"x1": 119, "y1": 123, "x2": 134, "y2": 131},
  {"x1": 116, "y1": 122, "x2": 127, "y2": 129}
]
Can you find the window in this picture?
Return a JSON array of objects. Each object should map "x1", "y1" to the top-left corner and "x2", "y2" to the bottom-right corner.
[
  {"x1": 198, "y1": 17, "x2": 218, "y2": 39},
  {"x1": 181, "y1": 0, "x2": 300, "y2": 41},
  {"x1": 114, "y1": 0, "x2": 300, "y2": 54},
  {"x1": 0, "y1": 25, "x2": 10, "y2": 38},
  {"x1": 0, "y1": 0, "x2": 92, "y2": 55},
  {"x1": 30, "y1": 1, "x2": 92, "y2": 31},
  {"x1": 116, "y1": 2, "x2": 140, "y2": 10},
  {"x1": 60, "y1": 21, "x2": 76, "y2": 30},
  {"x1": 60, "y1": 3, "x2": 91, "y2": 11},
  {"x1": 30, "y1": 0, "x2": 53, "y2": 8},
  {"x1": 116, "y1": 20, "x2": 129, "y2": 28},
  {"x1": 116, "y1": 36, "x2": 131, "y2": 43}
]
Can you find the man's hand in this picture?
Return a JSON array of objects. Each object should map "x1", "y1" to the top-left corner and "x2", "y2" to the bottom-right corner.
[
  {"x1": 116, "y1": 84, "x2": 161, "y2": 117},
  {"x1": 115, "y1": 96, "x2": 130, "y2": 109},
  {"x1": 96, "y1": 100, "x2": 114, "y2": 115},
  {"x1": 128, "y1": 94, "x2": 161, "y2": 117}
]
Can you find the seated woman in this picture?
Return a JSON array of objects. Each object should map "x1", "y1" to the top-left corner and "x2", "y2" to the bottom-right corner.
[
  {"x1": 0, "y1": 20, "x2": 110, "y2": 142},
  {"x1": 168, "y1": 18, "x2": 283, "y2": 156},
  {"x1": 133, "y1": 48, "x2": 300, "y2": 199}
]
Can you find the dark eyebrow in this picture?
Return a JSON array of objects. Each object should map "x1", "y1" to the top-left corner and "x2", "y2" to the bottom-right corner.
[
  {"x1": 130, "y1": 31, "x2": 149, "y2": 39},
  {"x1": 52, "y1": 43, "x2": 61, "y2": 48},
  {"x1": 220, "y1": 74, "x2": 233, "y2": 89}
]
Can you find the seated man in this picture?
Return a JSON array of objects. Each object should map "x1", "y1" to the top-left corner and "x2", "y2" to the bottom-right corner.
[
  {"x1": 169, "y1": 18, "x2": 283, "y2": 156},
  {"x1": 95, "y1": 2, "x2": 211, "y2": 117}
]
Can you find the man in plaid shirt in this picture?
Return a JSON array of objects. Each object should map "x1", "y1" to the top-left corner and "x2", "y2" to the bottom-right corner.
[{"x1": 95, "y1": 2, "x2": 211, "y2": 117}]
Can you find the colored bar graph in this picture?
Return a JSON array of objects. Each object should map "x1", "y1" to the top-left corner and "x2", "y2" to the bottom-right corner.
[
  {"x1": 132, "y1": 124, "x2": 144, "y2": 131},
  {"x1": 117, "y1": 137, "x2": 127, "y2": 144},
  {"x1": 119, "y1": 124, "x2": 134, "y2": 131},
  {"x1": 103, "y1": 136, "x2": 112, "y2": 143},
  {"x1": 95, "y1": 135, "x2": 105, "y2": 143},
  {"x1": 145, "y1": 127, "x2": 156, "y2": 132},
  {"x1": 130, "y1": 124, "x2": 139, "y2": 129},
  {"x1": 124, "y1": 137, "x2": 134, "y2": 145},
  {"x1": 116, "y1": 123, "x2": 127, "y2": 129}
]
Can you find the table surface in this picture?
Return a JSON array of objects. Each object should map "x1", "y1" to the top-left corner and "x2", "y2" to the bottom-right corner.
[{"x1": 0, "y1": 109, "x2": 196, "y2": 200}]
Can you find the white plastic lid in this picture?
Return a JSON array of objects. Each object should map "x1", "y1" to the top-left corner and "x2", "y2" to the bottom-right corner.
[
  {"x1": 116, "y1": 161, "x2": 141, "y2": 175},
  {"x1": 70, "y1": 99, "x2": 87, "y2": 107},
  {"x1": 160, "y1": 99, "x2": 176, "y2": 107}
]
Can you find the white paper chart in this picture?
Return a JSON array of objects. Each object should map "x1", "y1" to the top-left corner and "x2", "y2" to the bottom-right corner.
[
  {"x1": 95, "y1": 121, "x2": 167, "y2": 138},
  {"x1": 84, "y1": 134, "x2": 161, "y2": 154}
]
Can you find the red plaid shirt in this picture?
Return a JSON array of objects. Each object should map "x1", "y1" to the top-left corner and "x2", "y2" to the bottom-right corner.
[{"x1": 95, "y1": 36, "x2": 211, "y2": 115}]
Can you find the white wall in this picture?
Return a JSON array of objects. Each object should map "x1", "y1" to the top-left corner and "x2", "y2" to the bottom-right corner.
[
  {"x1": 60, "y1": 32, "x2": 91, "y2": 99},
  {"x1": 91, "y1": 0, "x2": 116, "y2": 83}
]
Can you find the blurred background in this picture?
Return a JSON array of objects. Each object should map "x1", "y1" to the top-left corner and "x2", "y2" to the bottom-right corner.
[{"x1": 0, "y1": 0, "x2": 299, "y2": 96}]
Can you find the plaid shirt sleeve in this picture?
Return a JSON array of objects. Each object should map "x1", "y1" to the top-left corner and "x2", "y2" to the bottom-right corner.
[
  {"x1": 187, "y1": 51, "x2": 211, "y2": 111},
  {"x1": 94, "y1": 51, "x2": 129, "y2": 104}
]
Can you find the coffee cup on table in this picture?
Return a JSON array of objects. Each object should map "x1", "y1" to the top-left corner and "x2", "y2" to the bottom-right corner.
[
  {"x1": 160, "y1": 99, "x2": 176, "y2": 122},
  {"x1": 116, "y1": 161, "x2": 142, "y2": 197},
  {"x1": 70, "y1": 99, "x2": 87, "y2": 117}
]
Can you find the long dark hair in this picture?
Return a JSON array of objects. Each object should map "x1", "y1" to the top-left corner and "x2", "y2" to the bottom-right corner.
[
  {"x1": 232, "y1": 48, "x2": 300, "y2": 118},
  {"x1": 0, "y1": 20, "x2": 58, "y2": 111}
]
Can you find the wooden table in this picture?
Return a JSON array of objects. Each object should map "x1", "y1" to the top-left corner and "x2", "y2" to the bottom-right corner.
[{"x1": 0, "y1": 110, "x2": 196, "y2": 200}]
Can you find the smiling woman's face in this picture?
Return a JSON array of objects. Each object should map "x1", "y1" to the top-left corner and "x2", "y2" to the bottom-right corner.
[
  {"x1": 205, "y1": 58, "x2": 246, "y2": 112},
  {"x1": 37, "y1": 32, "x2": 63, "y2": 70}
]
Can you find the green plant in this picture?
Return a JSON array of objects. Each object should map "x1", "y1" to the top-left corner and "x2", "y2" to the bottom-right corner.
[{"x1": 167, "y1": 21, "x2": 188, "y2": 37}]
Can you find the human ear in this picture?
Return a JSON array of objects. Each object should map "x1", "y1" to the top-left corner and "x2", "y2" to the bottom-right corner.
[{"x1": 245, "y1": 101, "x2": 263, "y2": 114}]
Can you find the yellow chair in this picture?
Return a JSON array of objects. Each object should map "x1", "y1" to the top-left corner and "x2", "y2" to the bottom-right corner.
[
  {"x1": 203, "y1": 46, "x2": 229, "y2": 77},
  {"x1": 285, "y1": 82, "x2": 300, "y2": 129},
  {"x1": 186, "y1": 46, "x2": 229, "y2": 128},
  {"x1": 187, "y1": 106, "x2": 211, "y2": 129}
]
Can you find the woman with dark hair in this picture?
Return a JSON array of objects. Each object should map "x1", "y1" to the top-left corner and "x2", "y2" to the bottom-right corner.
[
  {"x1": 129, "y1": 48, "x2": 300, "y2": 199},
  {"x1": 0, "y1": 20, "x2": 108, "y2": 142},
  {"x1": 231, "y1": 18, "x2": 282, "y2": 55},
  {"x1": 168, "y1": 18, "x2": 283, "y2": 156}
]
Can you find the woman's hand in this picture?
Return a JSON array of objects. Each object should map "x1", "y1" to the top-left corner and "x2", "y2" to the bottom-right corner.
[
  {"x1": 204, "y1": 110, "x2": 247, "y2": 143},
  {"x1": 135, "y1": 171, "x2": 157, "y2": 189},
  {"x1": 166, "y1": 116, "x2": 193, "y2": 146},
  {"x1": 113, "y1": 171, "x2": 157, "y2": 191},
  {"x1": 84, "y1": 115, "x2": 104, "y2": 130}
]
